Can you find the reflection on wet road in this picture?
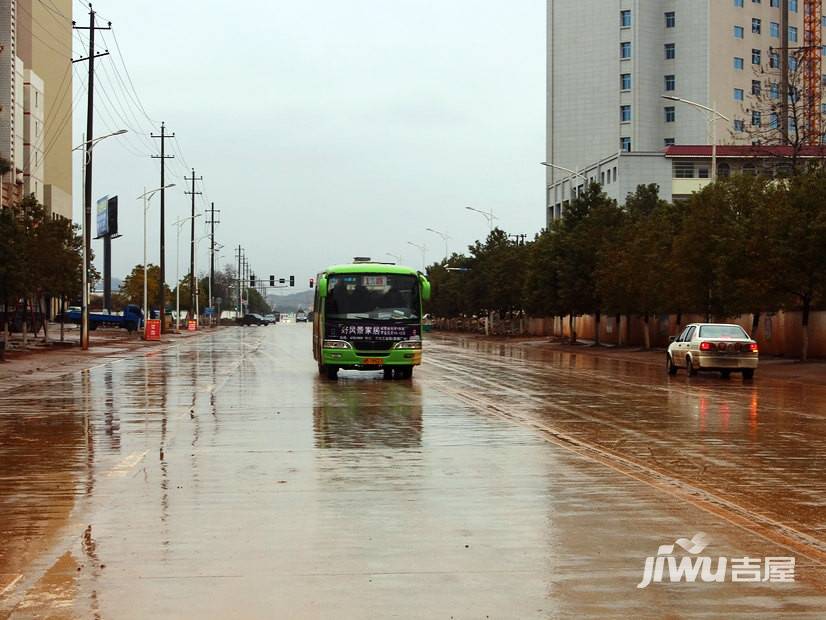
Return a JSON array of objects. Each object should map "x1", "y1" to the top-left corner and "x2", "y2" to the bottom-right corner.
[{"x1": 1, "y1": 326, "x2": 825, "y2": 618}]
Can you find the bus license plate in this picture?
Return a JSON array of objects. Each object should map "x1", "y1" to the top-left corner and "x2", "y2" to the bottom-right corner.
[{"x1": 363, "y1": 358, "x2": 384, "y2": 365}]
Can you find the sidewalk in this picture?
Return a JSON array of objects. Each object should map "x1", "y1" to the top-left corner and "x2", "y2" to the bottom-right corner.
[
  {"x1": 432, "y1": 331, "x2": 826, "y2": 386},
  {"x1": 0, "y1": 324, "x2": 223, "y2": 393}
]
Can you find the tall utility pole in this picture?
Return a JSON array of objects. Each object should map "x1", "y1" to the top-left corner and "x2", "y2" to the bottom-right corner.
[
  {"x1": 73, "y1": 7, "x2": 111, "y2": 350},
  {"x1": 206, "y1": 203, "x2": 220, "y2": 320},
  {"x1": 236, "y1": 245, "x2": 243, "y2": 315},
  {"x1": 184, "y1": 169, "x2": 203, "y2": 312},
  {"x1": 151, "y1": 123, "x2": 175, "y2": 332}
]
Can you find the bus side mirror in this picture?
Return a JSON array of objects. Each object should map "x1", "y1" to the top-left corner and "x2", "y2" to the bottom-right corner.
[
  {"x1": 419, "y1": 275, "x2": 431, "y2": 301},
  {"x1": 318, "y1": 277, "x2": 328, "y2": 298}
]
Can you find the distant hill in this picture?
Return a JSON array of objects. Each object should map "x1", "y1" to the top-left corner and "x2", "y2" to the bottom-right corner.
[{"x1": 268, "y1": 289, "x2": 314, "y2": 313}]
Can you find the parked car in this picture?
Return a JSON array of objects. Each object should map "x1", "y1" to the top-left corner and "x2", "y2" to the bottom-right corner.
[
  {"x1": 666, "y1": 323, "x2": 758, "y2": 379},
  {"x1": 264, "y1": 314, "x2": 277, "y2": 324},
  {"x1": 239, "y1": 313, "x2": 268, "y2": 326}
]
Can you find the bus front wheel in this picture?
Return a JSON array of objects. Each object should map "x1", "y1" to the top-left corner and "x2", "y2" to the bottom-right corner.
[
  {"x1": 325, "y1": 365, "x2": 339, "y2": 380},
  {"x1": 396, "y1": 367, "x2": 413, "y2": 380}
]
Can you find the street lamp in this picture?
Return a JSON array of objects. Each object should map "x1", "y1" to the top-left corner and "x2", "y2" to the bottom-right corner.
[
  {"x1": 540, "y1": 161, "x2": 588, "y2": 182},
  {"x1": 174, "y1": 214, "x2": 201, "y2": 332},
  {"x1": 137, "y1": 183, "x2": 175, "y2": 328},
  {"x1": 425, "y1": 227, "x2": 451, "y2": 261},
  {"x1": 386, "y1": 252, "x2": 403, "y2": 264},
  {"x1": 661, "y1": 96, "x2": 730, "y2": 181},
  {"x1": 465, "y1": 206, "x2": 497, "y2": 232},
  {"x1": 194, "y1": 233, "x2": 211, "y2": 327},
  {"x1": 406, "y1": 241, "x2": 427, "y2": 271},
  {"x1": 72, "y1": 129, "x2": 128, "y2": 350},
  {"x1": 209, "y1": 242, "x2": 225, "y2": 325},
  {"x1": 540, "y1": 161, "x2": 589, "y2": 204}
]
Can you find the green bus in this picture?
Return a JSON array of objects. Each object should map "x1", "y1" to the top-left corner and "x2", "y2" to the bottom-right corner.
[{"x1": 312, "y1": 260, "x2": 431, "y2": 380}]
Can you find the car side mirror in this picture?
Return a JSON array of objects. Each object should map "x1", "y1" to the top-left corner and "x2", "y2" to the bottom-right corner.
[{"x1": 669, "y1": 336, "x2": 677, "y2": 343}]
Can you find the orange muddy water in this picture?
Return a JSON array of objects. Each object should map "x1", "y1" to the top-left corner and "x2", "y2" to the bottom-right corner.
[{"x1": 1, "y1": 326, "x2": 825, "y2": 618}]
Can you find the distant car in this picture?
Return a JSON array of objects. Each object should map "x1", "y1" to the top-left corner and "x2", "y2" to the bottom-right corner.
[
  {"x1": 295, "y1": 311, "x2": 308, "y2": 322},
  {"x1": 264, "y1": 314, "x2": 277, "y2": 324},
  {"x1": 667, "y1": 323, "x2": 758, "y2": 379},
  {"x1": 240, "y1": 313, "x2": 268, "y2": 326}
]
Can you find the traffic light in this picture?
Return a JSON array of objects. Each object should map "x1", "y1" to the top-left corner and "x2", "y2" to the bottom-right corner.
[
  {"x1": 250, "y1": 274, "x2": 255, "y2": 287},
  {"x1": 270, "y1": 275, "x2": 275, "y2": 287},
  {"x1": 309, "y1": 278, "x2": 314, "y2": 289},
  {"x1": 289, "y1": 275, "x2": 295, "y2": 287}
]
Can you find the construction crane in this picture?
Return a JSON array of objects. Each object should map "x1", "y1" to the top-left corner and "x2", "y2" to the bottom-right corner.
[{"x1": 803, "y1": 0, "x2": 823, "y2": 143}]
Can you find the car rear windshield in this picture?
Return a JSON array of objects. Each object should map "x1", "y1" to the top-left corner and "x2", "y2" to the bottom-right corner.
[{"x1": 699, "y1": 325, "x2": 748, "y2": 339}]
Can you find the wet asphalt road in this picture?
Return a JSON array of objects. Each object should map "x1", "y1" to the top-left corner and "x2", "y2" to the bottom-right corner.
[{"x1": 1, "y1": 325, "x2": 826, "y2": 619}]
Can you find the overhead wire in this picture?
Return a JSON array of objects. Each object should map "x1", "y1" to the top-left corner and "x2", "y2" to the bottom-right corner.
[
  {"x1": 38, "y1": 61, "x2": 73, "y2": 150},
  {"x1": 67, "y1": 4, "x2": 218, "y2": 216},
  {"x1": 15, "y1": 2, "x2": 73, "y2": 57},
  {"x1": 109, "y1": 28, "x2": 159, "y2": 126},
  {"x1": 42, "y1": 64, "x2": 86, "y2": 159}
]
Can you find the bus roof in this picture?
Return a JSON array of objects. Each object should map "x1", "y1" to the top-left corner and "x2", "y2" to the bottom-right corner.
[{"x1": 323, "y1": 263, "x2": 420, "y2": 276}]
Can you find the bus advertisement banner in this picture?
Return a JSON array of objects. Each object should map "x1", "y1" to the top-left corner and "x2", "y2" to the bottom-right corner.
[{"x1": 325, "y1": 322, "x2": 419, "y2": 343}]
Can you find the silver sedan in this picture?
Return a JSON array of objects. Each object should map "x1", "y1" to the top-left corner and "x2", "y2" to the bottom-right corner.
[{"x1": 667, "y1": 323, "x2": 758, "y2": 379}]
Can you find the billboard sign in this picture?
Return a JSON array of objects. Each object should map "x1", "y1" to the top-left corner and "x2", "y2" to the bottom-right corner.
[
  {"x1": 96, "y1": 195, "x2": 119, "y2": 238},
  {"x1": 107, "y1": 196, "x2": 118, "y2": 236},
  {"x1": 96, "y1": 195, "x2": 110, "y2": 237}
]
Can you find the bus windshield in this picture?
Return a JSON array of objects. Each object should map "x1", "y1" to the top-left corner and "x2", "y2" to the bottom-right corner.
[{"x1": 325, "y1": 273, "x2": 420, "y2": 321}]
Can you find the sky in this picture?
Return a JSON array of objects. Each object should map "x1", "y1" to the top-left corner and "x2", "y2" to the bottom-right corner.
[{"x1": 72, "y1": 1, "x2": 547, "y2": 292}]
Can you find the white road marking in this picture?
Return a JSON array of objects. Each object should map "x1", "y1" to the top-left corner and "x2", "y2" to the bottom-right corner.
[
  {"x1": 106, "y1": 450, "x2": 148, "y2": 478},
  {"x1": 0, "y1": 574, "x2": 22, "y2": 596}
]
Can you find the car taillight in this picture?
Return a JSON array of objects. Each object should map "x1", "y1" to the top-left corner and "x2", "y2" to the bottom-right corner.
[
  {"x1": 700, "y1": 341, "x2": 715, "y2": 351},
  {"x1": 747, "y1": 342, "x2": 758, "y2": 353}
]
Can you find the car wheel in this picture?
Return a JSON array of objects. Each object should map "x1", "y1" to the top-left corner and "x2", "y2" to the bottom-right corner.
[
  {"x1": 742, "y1": 368, "x2": 755, "y2": 380},
  {"x1": 721, "y1": 370, "x2": 731, "y2": 379},
  {"x1": 667, "y1": 354, "x2": 678, "y2": 375},
  {"x1": 395, "y1": 367, "x2": 413, "y2": 380},
  {"x1": 686, "y1": 356, "x2": 697, "y2": 376},
  {"x1": 383, "y1": 367, "x2": 394, "y2": 380},
  {"x1": 326, "y1": 366, "x2": 339, "y2": 380}
]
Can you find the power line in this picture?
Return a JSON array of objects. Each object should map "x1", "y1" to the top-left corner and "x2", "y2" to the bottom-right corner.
[
  {"x1": 41, "y1": 64, "x2": 87, "y2": 159},
  {"x1": 108, "y1": 28, "x2": 159, "y2": 126},
  {"x1": 15, "y1": 2, "x2": 73, "y2": 56},
  {"x1": 38, "y1": 0, "x2": 71, "y2": 21},
  {"x1": 38, "y1": 61, "x2": 73, "y2": 152}
]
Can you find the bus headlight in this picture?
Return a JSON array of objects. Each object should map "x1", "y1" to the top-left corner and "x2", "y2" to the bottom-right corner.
[
  {"x1": 323, "y1": 340, "x2": 352, "y2": 349},
  {"x1": 393, "y1": 340, "x2": 422, "y2": 350}
]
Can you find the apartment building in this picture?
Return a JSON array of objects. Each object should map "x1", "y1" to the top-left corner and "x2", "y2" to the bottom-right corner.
[
  {"x1": 0, "y1": 0, "x2": 72, "y2": 217},
  {"x1": 546, "y1": 0, "x2": 824, "y2": 225},
  {"x1": 23, "y1": 69, "x2": 44, "y2": 202}
]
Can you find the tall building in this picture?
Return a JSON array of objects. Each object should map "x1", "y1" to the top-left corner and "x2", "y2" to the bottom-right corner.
[
  {"x1": 0, "y1": 0, "x2": 72, "y2": 217},
  {"x1": 545, "y1": 0, "x2": 824, "y2": 224}
]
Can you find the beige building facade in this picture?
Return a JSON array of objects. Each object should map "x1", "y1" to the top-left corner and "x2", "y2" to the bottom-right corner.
[
  {"x1": 546, "y1": 0, "x2": 825, "y2": 224},
  {"x1": 0, "y1": 0, "x2": 73, "y2": 217},
  {"x1": 23, "y1": 67, "x2": 44, "y2": 202}
]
